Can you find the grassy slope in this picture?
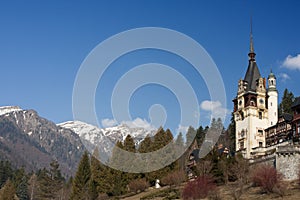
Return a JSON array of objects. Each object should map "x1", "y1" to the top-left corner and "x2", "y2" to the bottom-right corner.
[{"x1": 121, "y1": 181, "x2": 300, "y2": 200}]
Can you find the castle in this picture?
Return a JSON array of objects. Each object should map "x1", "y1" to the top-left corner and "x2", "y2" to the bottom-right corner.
[
  {"x1": 233, "y1": 27, "x2": 300, "y2": 179},
  {"x1": 232, "y1": 28, "x2": 279, "y2": 159}
]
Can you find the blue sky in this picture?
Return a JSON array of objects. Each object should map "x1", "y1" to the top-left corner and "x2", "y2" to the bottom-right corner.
[{"x1": 1, "y1": 1, "x2": 300, "y2": 134}]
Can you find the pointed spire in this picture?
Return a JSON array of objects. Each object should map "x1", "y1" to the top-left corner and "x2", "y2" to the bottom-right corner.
[
  {"x1": 248, "y1": 17, "x2": 256, "y2": 61},
  {"x1": 250, "y1": 17, "x2": 254, "y2": 53}
]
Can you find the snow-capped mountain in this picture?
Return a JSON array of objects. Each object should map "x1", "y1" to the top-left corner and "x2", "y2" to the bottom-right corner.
[
  {"x1": 0, "y1": 106, "x2": 85, "y2": 176},
  {"x1": 0, "y1": 106, "x2": 22, "y2": 116},
  {"x1": 58, "y1": 120, "x2": 156, "y2": 161}
]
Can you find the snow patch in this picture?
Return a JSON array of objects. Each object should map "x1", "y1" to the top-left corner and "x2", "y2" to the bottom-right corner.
[{"x1": 0, "y1": 106, "x2": 22, "y2": 116}]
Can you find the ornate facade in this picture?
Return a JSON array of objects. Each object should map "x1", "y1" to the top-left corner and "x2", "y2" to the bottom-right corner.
[{"x1": 233, "y1": 31, "x2": 278, "y2": 159}]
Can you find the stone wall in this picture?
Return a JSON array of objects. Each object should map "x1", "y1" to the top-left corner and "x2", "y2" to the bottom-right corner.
[
  {"x1": 250, "y1": 144, "x2": 300, "y2": 181},
  {"x1": 276, "y1": 145, "x2": 300, "y2": 180}
]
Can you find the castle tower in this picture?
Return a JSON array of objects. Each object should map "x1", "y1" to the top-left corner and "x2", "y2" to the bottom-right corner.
[
  {"x1": 233, "y1": 25, "x2": 269, "y2": 159},
  {"x1": 267, "y1": 70, "x2": 278, "y2": 126}
]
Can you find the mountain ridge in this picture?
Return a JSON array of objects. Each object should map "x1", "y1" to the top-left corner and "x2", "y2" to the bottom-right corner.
[
  {"x1": 58, "y1": 120, "x2": 157, "y2": 162},
  {"x1": 0, "y1": 106, "x2": 157, "y2": 175},
  {"x1": 0, "y1": 106, "x2": 85, "y2": 177}
]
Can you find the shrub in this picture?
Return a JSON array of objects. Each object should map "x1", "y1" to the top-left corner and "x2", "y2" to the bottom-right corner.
[
  {"x1": 97, "y1": 193, "x2": 109, "y2": 200},
  {"x1": 182, "y1": 175, "x2": 216, "y2": 200},
  {"x1": 298, "y1": 166, "x2": 300, "y2": 186},
  {"x1": 251, "y1": 164, "x2": 283, "y2": 194},
  {"x1": 141, "y1": 188, "x2": 180, "y2": 200},
  {"x1": 161, "y1": 170, "x2": 186, "y2": 187},
  {"x1": 128, "y1": 178, "x2": 149, "y2": 193}
]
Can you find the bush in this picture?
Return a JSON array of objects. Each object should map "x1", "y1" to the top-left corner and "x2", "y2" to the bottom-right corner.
[
  {"x1": 298, "y1": 166, "x2": 300, "y2": 186},
  {"x1": 141, "y1": 188, "x2": 180, "y2": 200},
  {"x1": 161, "y1": 170, "x2": 186, "y2": 187},
  {"x1": 182, "y1": 175, "x2": 216, "y2": 200},
  {"x1": 251, "y1": 164, "x2": 284, "y2": 194},
  {"x1": 97, "y1": 193, "x2": 109, "y2": 200},
  {"x1": 128, "y1": 178, "x2": 149, "y2": 193}
]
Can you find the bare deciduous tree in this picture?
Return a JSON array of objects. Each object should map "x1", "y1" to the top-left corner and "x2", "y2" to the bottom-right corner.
[{"x1": 229, "y1": 155, "x2": 249, "y2": 200}]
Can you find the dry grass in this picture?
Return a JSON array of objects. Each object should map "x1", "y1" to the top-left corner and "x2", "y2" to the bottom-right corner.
[{"x1": 121, "y1": 180, "x2": 300, "y2": 200}]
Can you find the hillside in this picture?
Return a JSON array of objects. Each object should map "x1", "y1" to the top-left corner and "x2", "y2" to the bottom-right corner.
[{"x1": 0, "y1": 106, "x2": 85, "y2": 176}]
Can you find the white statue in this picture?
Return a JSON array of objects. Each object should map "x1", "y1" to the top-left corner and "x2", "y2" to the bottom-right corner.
[{"x1": 155, "y1": 179, "x2": 161, "y2": 189}]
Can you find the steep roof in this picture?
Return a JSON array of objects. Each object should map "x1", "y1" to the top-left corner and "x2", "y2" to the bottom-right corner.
[
  {"x1": 243, "y1": 21, "x2": 261, "y2": 92},
  {"x1": 244, "y1": 60, "x2": 261, "y2": 91},
  {"x1": 280, "y1": 113, "x2": 293, "y2": 122},
  {"x1": 292, "y1": 97, "x2": 300, "y2": 108}
]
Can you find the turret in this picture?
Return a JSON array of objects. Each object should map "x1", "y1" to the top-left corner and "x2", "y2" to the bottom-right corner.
[{"x1": 267, "y1": 70, "x2": 278, "y2": 126}]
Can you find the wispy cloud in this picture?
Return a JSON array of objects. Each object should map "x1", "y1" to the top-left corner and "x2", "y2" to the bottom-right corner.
[
  {"x1": 278, "y1": 73, "x2": 290, "y2": 82},
  {"x1": 102, "y1": 117, "x2": 157, "y2": 131},
  {"x1": 282, "y1": 54, "x2": 300, "y2": 70},
  {"x1": 101, "y1": 118, "x2": 118, "y2": 128},
  {"x1": 122, "y1": 118, "x2": 156, "y2": 131},
  {"x1": 200, "y1": 100, "x2": 230, "y2": 119}
]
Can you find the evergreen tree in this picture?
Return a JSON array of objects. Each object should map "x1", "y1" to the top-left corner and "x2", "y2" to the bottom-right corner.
[
  {"x1": 36, "y1": 160, "x2": 64, "y2": 199},
  {"x1": 138, "y1": 135, "x2": 153, "y2": 153},
  {"x1": 196, "y1": 126, "x2": 207, "y2": 147},
  {"x1": 279, "y1": 88, "x2": 295, "y2": 115},
  {"x1": 227, "y1": 113, "x2": 236, "y2": 153},
  {"x1": 0, "y1": 161, "x2": 13, "y2": 188},
  {"x1": 175, "y1": 132, "x2": 184, "y2": 149},
  {"x1": 12, "y1": 167, "x2": 28, "y2": 200},
  {"x1": 71, "y1": 151, "x2": 93, "y2": 200},
  {"x1": 123, "y1": 135, "x2": 136, "y2": 152},
  {"x1": 207, "y1": 118, "x2": 224, "y2": 146},
  {"x1": 16, "y1": 175, "x2": 29, "y2": 200},
  {"x1": 90, "y1": 148, "x2": 113, "y2": 196},
  {"x1": 49, "y1": 160, "x2": 64, "y2": 198},
  {"x1": 175, "y1": 132, "x2": 185, "y2": 170},
  {"x1": 145, "y1": 128, "x2": 174, "y2": 184},
  {"x1": 186, "y1": 126, "x2": 197, "y2": 148},
  {"x1": 153, "y1": 127, "x2": 168, "y2": 149},
  {"x1": 36, "y1": 168, "x2": 53, "y2": 199},
  {"x1": 138, "y1": 135, "x2": 154, "y2": 173}
]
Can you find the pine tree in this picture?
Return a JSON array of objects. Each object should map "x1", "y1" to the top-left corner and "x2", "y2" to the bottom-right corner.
[
  {"x1": 16, "y1": 175, "x2": 29, "y2": 200},
  {"x1": 35, "y1": 160, "x2": 64, "y2": 199},
  {"x1": 227, "y1": 113, "x2": 236, "y2": 153},
  {"x1": 145, "y1": 128, "x2": 174, "y2": 184},
  {"x1": 0, "y1": 161, "x2": 13, "y2": 188},
  {"x1": 186, "y1": 126, "x2": 197, "y2": 148},
  {"x1": 36, "y1": 168, "x2": 54, "y2": 199},
  {"x1": 138, "y1": 135, "x2": 154, "y2": 173},
  {"x1": 90, "y1": 148, "x2": 112, "y2": 196},
  {"x1": 49, "y1": 160, "x2": 64, "y2": 199},
  {"x1": 196, "y1": 126, "x2": 207, "y2": 147},
  {"x1": 138, "y1": 135, "x2": 153, "y2": 153},
  {"x1": 71, "y1": 151, "x2": 93, "y2": 200},
  {"x1": 207, "y1": 118, "x2": 224, "y2": 146},
  {"x1": 123, "y1": 135, "x2": 136, "y2": 152},
  {"x1": 175, "y1": 132, "x2": 184, "y2": 150},
  {"x1": 279, "y1": 88, "x2": 295, "y2": 115},
  {"x1": 175, "y1": 132, "x2": 185, "y2": 170}
]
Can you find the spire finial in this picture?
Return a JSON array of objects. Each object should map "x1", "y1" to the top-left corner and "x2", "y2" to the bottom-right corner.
[
  {"x1": 248, "y1": 17, "x2": 256, "y2": 61},
  {"x1": 250, "y1": 17, "x2": 254, "y2": 53}
]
